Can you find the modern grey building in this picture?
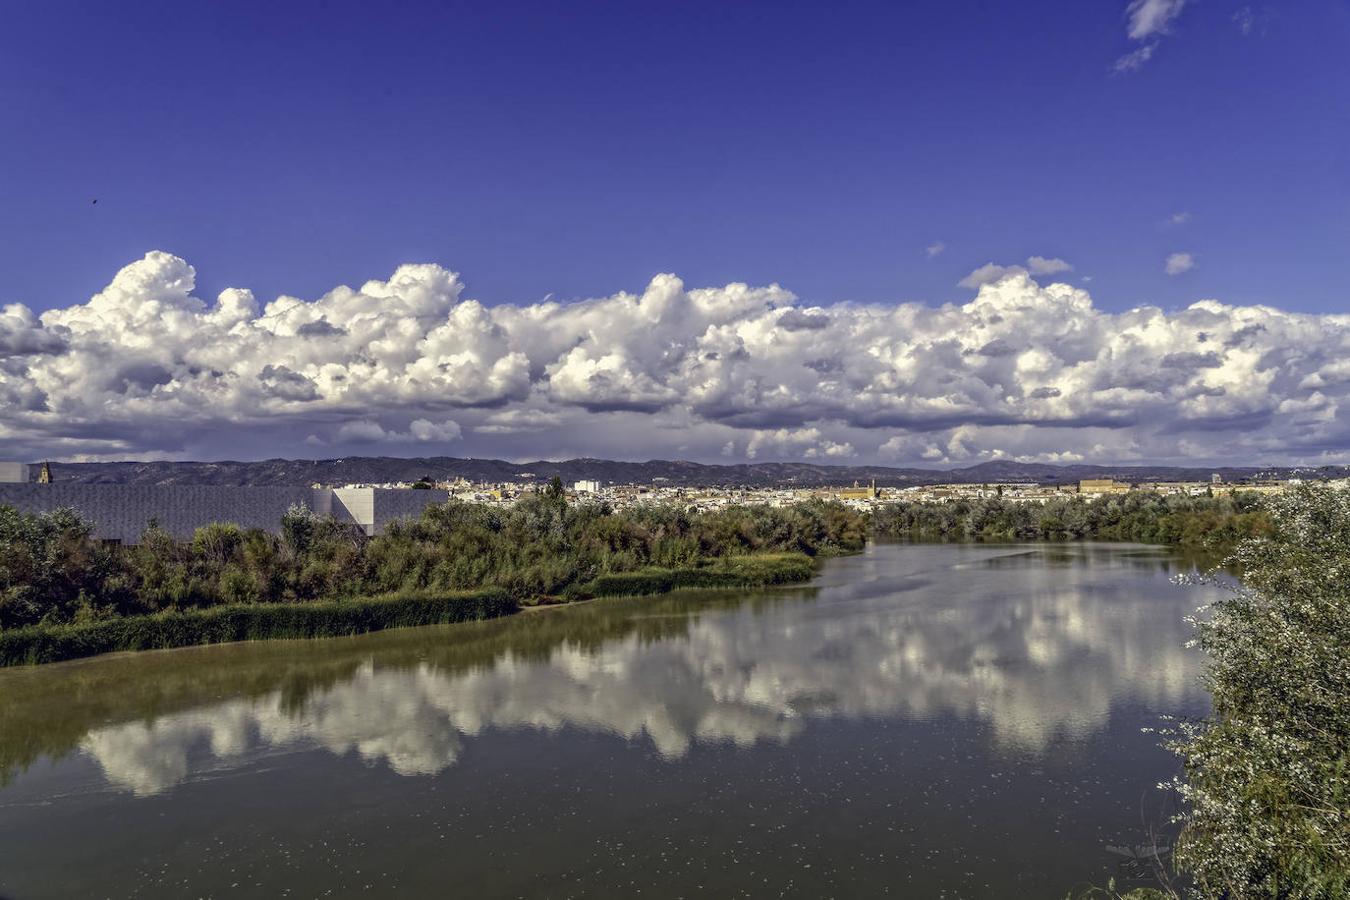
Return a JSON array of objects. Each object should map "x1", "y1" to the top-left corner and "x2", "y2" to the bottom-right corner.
[
  {"x1": 331, "y1": 488, "x2": 452, "y2": 536},
  {"x1": 0, "y1": 483, "x2": 449, "y2": 543},
  {"x1": 0, "y1": 462, "x2": 29, "y2": 484}
]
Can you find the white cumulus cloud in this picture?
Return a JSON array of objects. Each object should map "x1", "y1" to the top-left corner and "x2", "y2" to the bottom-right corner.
[
  {"x1": 964, "y1": 257, "x2": 1072, "y2": 286},
  {"x1": 745, "y1": 427, "x2": 855, "y2": 460},
  {"x1": 958, "y1": 262, "x2": 1022, "y2": 289},
  {"x1": 1165, "y1": 252, "x2": 1196, "y2": 275},
  {"x1": 2, "y1": 250, "x2": 1348, "y2": 467},
  {"x1": 1026, "y1": 256, "x2": 1074, "y2": 276},
  {"x1": 328, "y1": 418, "x2": 461, "y2": 445}
]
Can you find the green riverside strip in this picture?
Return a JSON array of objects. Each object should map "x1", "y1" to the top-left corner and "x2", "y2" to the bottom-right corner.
[
  {"x1": 0, "y1": 589, "x2": 517, "y2": 667},
  {"x1": 0, "y1": 552, "x2": 819, "y2": 667},
  {"x1": 584, "y1": 552, "x2": 817, "y2": 597}
]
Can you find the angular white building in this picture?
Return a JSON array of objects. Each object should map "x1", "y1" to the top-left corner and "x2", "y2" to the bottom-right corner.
[{"x1": 0, "y1": 483, "x2": 449, "y2": 544}]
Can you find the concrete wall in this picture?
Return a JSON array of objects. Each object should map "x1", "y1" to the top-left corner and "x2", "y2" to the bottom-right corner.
[
  {"x1": 0, "y1": 463, "x2": 29, "y2": 484},
  {"x1": 332, "y1": 488, "x2": 375, "y2": 534},
  {"x1": 371, "y1": 488, "x2": 449, "y2": 533},
  {"x1": 0, "y1": 484, "x2": 451, "y2": 543},
  {"x1": 0, "y1": 485, "x2": 339, "y2": 544},
  {"x1": 333, "y1": 487, "x2": 449, "y2": 535}
]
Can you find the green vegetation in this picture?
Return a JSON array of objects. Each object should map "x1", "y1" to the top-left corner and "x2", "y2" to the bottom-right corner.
[
  {"x1": 586, "y1": 553, "x2": 817, "y2": 598},
  {"x1": 1072, "y1": 485, "x2": 1350, "y2": 899},
  {"x1": 873, "y1": 491, "x2": 1272, "y2": 549},
  {"x1": 0, "y1": 486, "x2": 1279, "y2": 667},
  {"x1": 1164, "y1": 484, "x2": 1349, "y2": 897},
  {"x1": 0, "y1": 495, "x2": 866, "y2": 663},
  {"x1": 0, "y1": 588, "x2": 515, "y2": 667}
]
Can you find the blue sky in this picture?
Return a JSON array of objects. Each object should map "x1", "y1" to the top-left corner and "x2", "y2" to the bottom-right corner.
[
  {"x1": 3, "y1": 1, "x2": 1350, "y2": 466},
  {"x1": 2, "y1": 0, "x2": 1347, "y2": 315}
]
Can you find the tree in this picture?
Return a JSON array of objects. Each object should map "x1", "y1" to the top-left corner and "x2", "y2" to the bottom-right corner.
[
  {"x1": 280, "y1": 503, "x2": 321, "y2": 556},
  {"x1": 0, "y1": 506, "x2": 110, "y2": 628},
  {"x1": 545, "y1": 476, "x2": 566, "y2": 503},
  {"x1": 1168, "y1": 484, "x2": 1350, "y2": 897}
]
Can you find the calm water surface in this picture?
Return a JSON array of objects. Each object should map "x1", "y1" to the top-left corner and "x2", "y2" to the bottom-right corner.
[{"x1": 0, "y1": 543, "x2": 1220, "y2": 898}]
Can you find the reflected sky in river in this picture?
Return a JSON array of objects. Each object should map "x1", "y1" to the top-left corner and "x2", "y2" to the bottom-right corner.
[
  {"x1": 8, "y1": 543, "x2": 1212, "y2": 796},
  {"x1": 0, "y1": 542, "x2": 1221, "y2": 898}
]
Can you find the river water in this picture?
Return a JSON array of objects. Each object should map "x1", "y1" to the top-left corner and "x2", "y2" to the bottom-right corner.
[{"x1": 0, "y1": 542, "x2": 1221, "y2": 898}]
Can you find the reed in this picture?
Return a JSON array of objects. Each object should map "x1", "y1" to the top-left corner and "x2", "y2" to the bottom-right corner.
[
  {"x1": 0, "y1": 588, "x2": 517, "y2": 667},
  {"x1": 584, "y1": 552, "x2": 817, "y2": 598}
]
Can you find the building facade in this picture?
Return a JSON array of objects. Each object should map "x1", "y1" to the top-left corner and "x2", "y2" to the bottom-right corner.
[
  {"x1": 0, "y1": 462, "x2": 29, "y2": 484},
  {"x1": 0, "y1": 484, "x2": 449, "y2": 544},
  {"x1": 1078, "y1": 478, "x2": 1130, "y2": 495}
]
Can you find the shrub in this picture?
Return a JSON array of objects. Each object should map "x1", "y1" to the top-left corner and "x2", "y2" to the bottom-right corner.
[
  {"x1": 0, "y1": 497, "x2": 866, "y2": 662},
  {"x1": 0, "y1": 589, "x2": 517, "y2": 666},
  {"x1": 586, "y1": 553, "x2": 816, "y2": 597},
  {"x1": 1168, "y1": 484, "x2": 1350, "y2": 897}
]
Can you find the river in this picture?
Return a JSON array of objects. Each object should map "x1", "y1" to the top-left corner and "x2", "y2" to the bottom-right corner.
[{"x1": 0, "y1": 542, "x2": 1222, "y2": 898}]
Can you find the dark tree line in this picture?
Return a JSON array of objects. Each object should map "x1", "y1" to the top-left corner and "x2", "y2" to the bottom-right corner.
[
  {"x1": 872, "y1": 490, "x2": 1272, "y2": 547},
  {"x1": 0, "y1": 497, "x2": 868, "y2": 630}
]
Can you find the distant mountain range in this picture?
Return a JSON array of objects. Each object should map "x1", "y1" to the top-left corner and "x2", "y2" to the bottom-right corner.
[{"x1": 33, "y1": 456, "x2": 1349, "y2": 488}]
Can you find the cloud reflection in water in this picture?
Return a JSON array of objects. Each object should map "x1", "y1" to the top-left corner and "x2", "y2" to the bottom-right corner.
[{"x1": 78, "y1": 544, "x2": 1213, "y2": 795}]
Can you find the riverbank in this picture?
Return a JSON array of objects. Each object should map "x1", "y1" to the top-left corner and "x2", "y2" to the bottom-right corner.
[
  {"x1": 0, "y1": 551, "x2": 821, "y2": 667},
  {"x1": 581, "y1": 552, "x2": 818, "y2": 598},
  {"x1": 0, "y1": 496, "x2": 867, "y2": 633}
]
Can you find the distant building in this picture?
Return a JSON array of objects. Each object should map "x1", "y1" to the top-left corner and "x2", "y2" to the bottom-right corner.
[
  {"x1": 835, "y1": 479, "x2": 880, "y2": 500},
  {"x1": 1078, "y1": 478, "x2": 1129, "y2": 495},
  {"x1": 0, "y1": 462, "x2": 29, "y2": 483},
  {"x1": 331, "y1": 487, "x2": 450, "y2": 536},
  {"x1": 573, "y1": 480, "x2": 600, "y2": 494},
  {"x1": 0, "y1": 482, "x2": 448, "y2": 544}
]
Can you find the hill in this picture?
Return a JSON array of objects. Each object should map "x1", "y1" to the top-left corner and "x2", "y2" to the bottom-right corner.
[{"x1": 27, "y1": 456, "x2": 1347, "y2": 488}]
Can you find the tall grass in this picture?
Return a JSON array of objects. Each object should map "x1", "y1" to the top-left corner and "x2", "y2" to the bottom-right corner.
[
  {"x1": 0, "y1": 588, "x2": 516, "y2": 667},
  {"x1": 583, "y1": 552, "x2": 817, "y2": 598}
]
